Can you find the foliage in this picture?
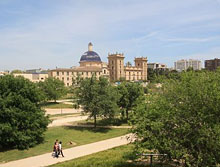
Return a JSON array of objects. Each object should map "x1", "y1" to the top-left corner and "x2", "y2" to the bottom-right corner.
[
  {"x1": 76, "y1": 76, "x2": 119, "y2": 127},
  {"x1": 0, "y1": 75, "x2": 50, "y2": 149},
  {"x1": 0, "y1": 126, "x2": 128, "y2": 163},
  {"x1": 117, "y1": 82, "x2": 145, "y2": 120},
  {"x1": 10, "y1": 69, "x2": 23, "y2": 74},
  {"x1": 38, "y1": 77, "x2": 67, "y2": 102},
  {"x1": 131, "y1": 71, "x2": 220, "y2": 166}
]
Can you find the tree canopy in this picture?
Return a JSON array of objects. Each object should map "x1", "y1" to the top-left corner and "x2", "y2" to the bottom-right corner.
[
  {"x1": 76, "y1": 76, "x2": 119, "y2": 127},
  {"x1": 117, "y1": 82, "x2": 144, "y2": 120},
  {"x1": 131, "y1": 71, "x2": 220, "y2": 166},
  {"x1": 0, "y1": 75, "x2": 50, "y2": 149},
  {"x1": 38, "y1": 77, "x2": 67, "y2": 102}
]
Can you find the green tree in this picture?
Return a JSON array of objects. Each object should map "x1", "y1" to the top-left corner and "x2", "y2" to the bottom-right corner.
[
  {"x1": 10, "y1": 69, "x2": 23, "y2": 74},
  {"x1": 38, "y1": 77, "x2": 67, "y2": 102},
  {"x1": 0, "y1": 75, "x2": 50, "y2": 149},
  {"x1": 131, "y1": 71, "x2": 220, "y2": 166},
  {"x1": 117, "y1": 82, "x2": 144, "y2": 120},
  {"x1": 76, "y1": 76, "x2": 119, "y2": 127}
]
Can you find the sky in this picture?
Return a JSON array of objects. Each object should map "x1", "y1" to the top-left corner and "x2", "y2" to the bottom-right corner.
[{"x1": 0, "y1": 0, "x2": 220, "y2": 71}]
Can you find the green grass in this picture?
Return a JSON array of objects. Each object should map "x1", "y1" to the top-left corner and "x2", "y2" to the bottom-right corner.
[
  {"x1": 40, "y1": 102, "x2": 73, "y2": 109},
  {"x1": 50, "y1": 144, "x2": 172, "y2": 167},
  {"x1": 0, "y1": 127, "x2": 128, "y2": 163}
]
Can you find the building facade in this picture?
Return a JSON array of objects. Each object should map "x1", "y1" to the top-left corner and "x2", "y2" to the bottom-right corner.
[
  {"x1": 108, "y1": 53, "x2": 147, "y2": 81},
  {"x1": 13, "y1": 73, "x2": 48, "y2": 82},
  {"x1": 147, "y1": 63, "x2": 168, "y2": 70},
  {"x1": 49, "y1": 43, "x2": 109, "y2": 86},
  {"x1": 174, "y1": 59, "x2": 201, "y2": 71},
  {"x1": 49, "y1": 43, "x2": 148, "y2": 86},
  {"x1": 205, "y1": 58, "x2": 220, "y2": 70}
]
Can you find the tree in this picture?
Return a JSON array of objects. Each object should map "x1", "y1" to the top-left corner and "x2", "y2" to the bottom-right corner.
[
  {"x1": 10, "y1": 69, "x2": 23, "y2": 74},
  {"x1": 131, "y1": 71, "x2": 220, "y2": 166},
  {"x1": 0, "y1": 75, "x2": 50, "y2": 149},
  {"x1": 38, "y1": 77, "x2": 67, "y2": 102},
  {"x1": 76, "y1": 76, "x2": 119, "y2": 127},
  {"x1": 117, "y1": 82, "x2": 144, "y2": 120}
]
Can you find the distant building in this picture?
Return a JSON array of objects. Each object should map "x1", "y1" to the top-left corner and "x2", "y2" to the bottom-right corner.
[
  {"x1": 25, "y1": 68, "x2": 47, "y2": 74},
  {"x1": 147, "y1": 63, "x2": 168, "y2": 70},
  {"x1": 49, "y1": 43, "x2": 110, "y2": 86},
  {"x1": 205, "y1": 58, "x2": 220, "y2": 70},
  {"x1": 174, "y1": 59, "x2": 201, "y2": 71},
  {"x1": 13, "y1": 73, "x2": 48, "y2": 82},
  {"x1": 0, "y1": 71, "x2": 9, "y2": 76},
  {"x1": 108, "y1": 53, "x2": 147, "y2": 81},
  {"x1": 49, "y1": 43, "x2": 148, "y2": 86}
]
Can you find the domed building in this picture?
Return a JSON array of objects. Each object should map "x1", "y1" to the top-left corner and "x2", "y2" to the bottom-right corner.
[
  {"x1": 49, "y1": 42, "x2": 148, "y2": 86},
  {"x1": 49, "y1": 43, "x2": 109, "y2": 86}
]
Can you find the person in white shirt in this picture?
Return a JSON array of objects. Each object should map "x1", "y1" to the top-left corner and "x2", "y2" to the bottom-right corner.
[{"x1": 58, "y1": 141, "x2": 64, "y2": 157}]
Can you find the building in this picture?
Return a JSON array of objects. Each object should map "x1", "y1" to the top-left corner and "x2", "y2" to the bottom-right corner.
[
  {"x1": 147, "y1": 63, "x2": 168, "y2": 70},
  {"x1": 13, "y1": 73, "x2": 48, "y2": 82},
  {"x1": 174, "y1": 59, "x2": 201, "y2": 71},
  {"x1": 49, "y1": 43, "x2": 109, "y2": 86},
  {"x1": 49, "y1": 43, "x2": 148, "y2": 86},
  {"x1": 108, "y1": 53, "x2": 147, "y2": 81},
  {"x1": 0, "y1": 71, "x2": 9, "y2": 76},
  {"x1": 205, "y1": 58, "x2": 220, "y2": 70}
]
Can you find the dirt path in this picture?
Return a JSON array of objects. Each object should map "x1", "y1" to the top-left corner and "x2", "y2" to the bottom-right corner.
[{"x1": 0, "y1": 134, "x2": 133, "y2": 167}]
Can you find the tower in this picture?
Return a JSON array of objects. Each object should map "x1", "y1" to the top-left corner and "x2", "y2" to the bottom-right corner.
[
  {"x1": 88, "y1": 42, "x2": 93, "y2": 51},
  {"x1": 108, "y1": 53, "x2": 125, "y2": 81},
  {"x1": 134, "y1": 57, "x2": 148, "y2": 80}
]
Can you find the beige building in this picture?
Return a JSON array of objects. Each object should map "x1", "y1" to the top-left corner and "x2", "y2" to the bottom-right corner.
[
  {"x1": 0, "y1": 71, "x2": 9, "y2": 76},
  {"x1": 108, "y1": 53, "x2": 147, "y2": 81},
  {"x1": 49, "y1": 43, "x2": 109, "y2": 86},
  {"x1": 13, "y1": 73, "x2": 48, "y2": 82},
  {"x1": 49, "y1": 43, "x2": 148, "y2": 86}
]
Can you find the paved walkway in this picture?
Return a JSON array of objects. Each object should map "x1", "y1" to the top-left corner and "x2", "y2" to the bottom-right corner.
[
  {"x1": 0, "y1": 134, "x2": 132, "y2": 167},
  {"x1": 45, "y1": 108, "x2": 82, "y2": 115},
  {"x1": 48, "y1": 115, "x2": 88, "y2": 127}
]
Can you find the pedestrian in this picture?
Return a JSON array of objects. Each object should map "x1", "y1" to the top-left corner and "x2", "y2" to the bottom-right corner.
[
  {"x1": 58, "y1": 141, "x2": 64, "y2": 157},
  {"x1": 52, "y1": 139, "x2": 59, "y2": 158}
]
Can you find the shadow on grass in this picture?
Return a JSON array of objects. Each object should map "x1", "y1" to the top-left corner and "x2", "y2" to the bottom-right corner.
[
  {"x1": 64, "y1": 126, "x2": 111, "y2": 133},
  {"x1": 39, "y1": 102, "x2": 58, "y2": 107},
  {"x1": 77, "y1": 118, "x2": 128, "y2": 126}
]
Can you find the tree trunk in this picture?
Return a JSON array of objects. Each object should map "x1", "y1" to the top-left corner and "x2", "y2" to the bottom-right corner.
[
  {"x1": 94, "y1": 113, "x2": 97, "y2": 128},
  {"x1": 126, "y1": 109, "x2": 128, "y2": 120}
]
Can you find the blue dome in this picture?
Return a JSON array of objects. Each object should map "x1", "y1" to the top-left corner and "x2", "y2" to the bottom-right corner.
[{"x1": 80, "y1": 51, "x2": 101, "y2": 62}]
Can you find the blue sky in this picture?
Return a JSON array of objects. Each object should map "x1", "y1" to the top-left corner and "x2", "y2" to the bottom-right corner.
[{"x1": 1, "y1": 0, "x2": 220, "y2": 70}]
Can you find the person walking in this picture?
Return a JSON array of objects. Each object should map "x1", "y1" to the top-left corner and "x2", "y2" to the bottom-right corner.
[
  {"x1": 53, "y1": 139, "x2": 59, "y2": 158},
  {"x1": 58, "y1": 141, "x2": 64, "y2": 157}
]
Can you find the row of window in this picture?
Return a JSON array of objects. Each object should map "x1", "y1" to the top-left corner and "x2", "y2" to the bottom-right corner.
[{"x1": 56, "y1": 71, "x2": 102, "y2": 76}]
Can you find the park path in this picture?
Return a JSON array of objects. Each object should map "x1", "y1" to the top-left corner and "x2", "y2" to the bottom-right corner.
[
  {"x1": 48, "y1": 115, "x2": 88, "y2": 127},
  {"x1": 0, "y1": 134, "x2": 133, "y2": 167},
  {"x1": 45, "y1": 108, "x2": 82, "y2": 115}
]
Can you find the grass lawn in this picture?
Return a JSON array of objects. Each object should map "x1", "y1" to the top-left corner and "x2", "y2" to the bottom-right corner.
[
  {"x1": 50, "y1": 144, "x2": 172, "y2": 167},
  {"x1": 0, "y1": 127, "x2": 128, "y2": 163},
  {"x1": 40, "y1": 102, "x2": 73, "y2": 109}
]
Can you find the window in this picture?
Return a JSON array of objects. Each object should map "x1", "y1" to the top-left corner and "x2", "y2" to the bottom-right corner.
[
  {"x1": 67, "y1": 72, "x2": 69, "y2": 76},
  {"x1": 67, "y1": 83, "x2": 69, "y2": 86},
  {"x1": 57, "y1": 72, "x2": 59, "y2": 76},
  {"x1": 62, "y1": 77, "x2": 64, "y2": 81},
  {"x1": 62, "y1": 72, "x2": 64, "y2": 75},
  {"x1": 104, "y1": 70, "x2": 106, "y2": 74},
  {"x1": 67, "y1": 77, "x2": 69, "y2": 81}
]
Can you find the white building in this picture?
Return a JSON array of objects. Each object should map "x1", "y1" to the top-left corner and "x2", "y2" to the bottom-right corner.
[
  {"x1": 148, "y1": 63, "x2": 168, "y2": 70},
  {"x1": 174, "y1": 59, "x2": 201, "y2": 72}
]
